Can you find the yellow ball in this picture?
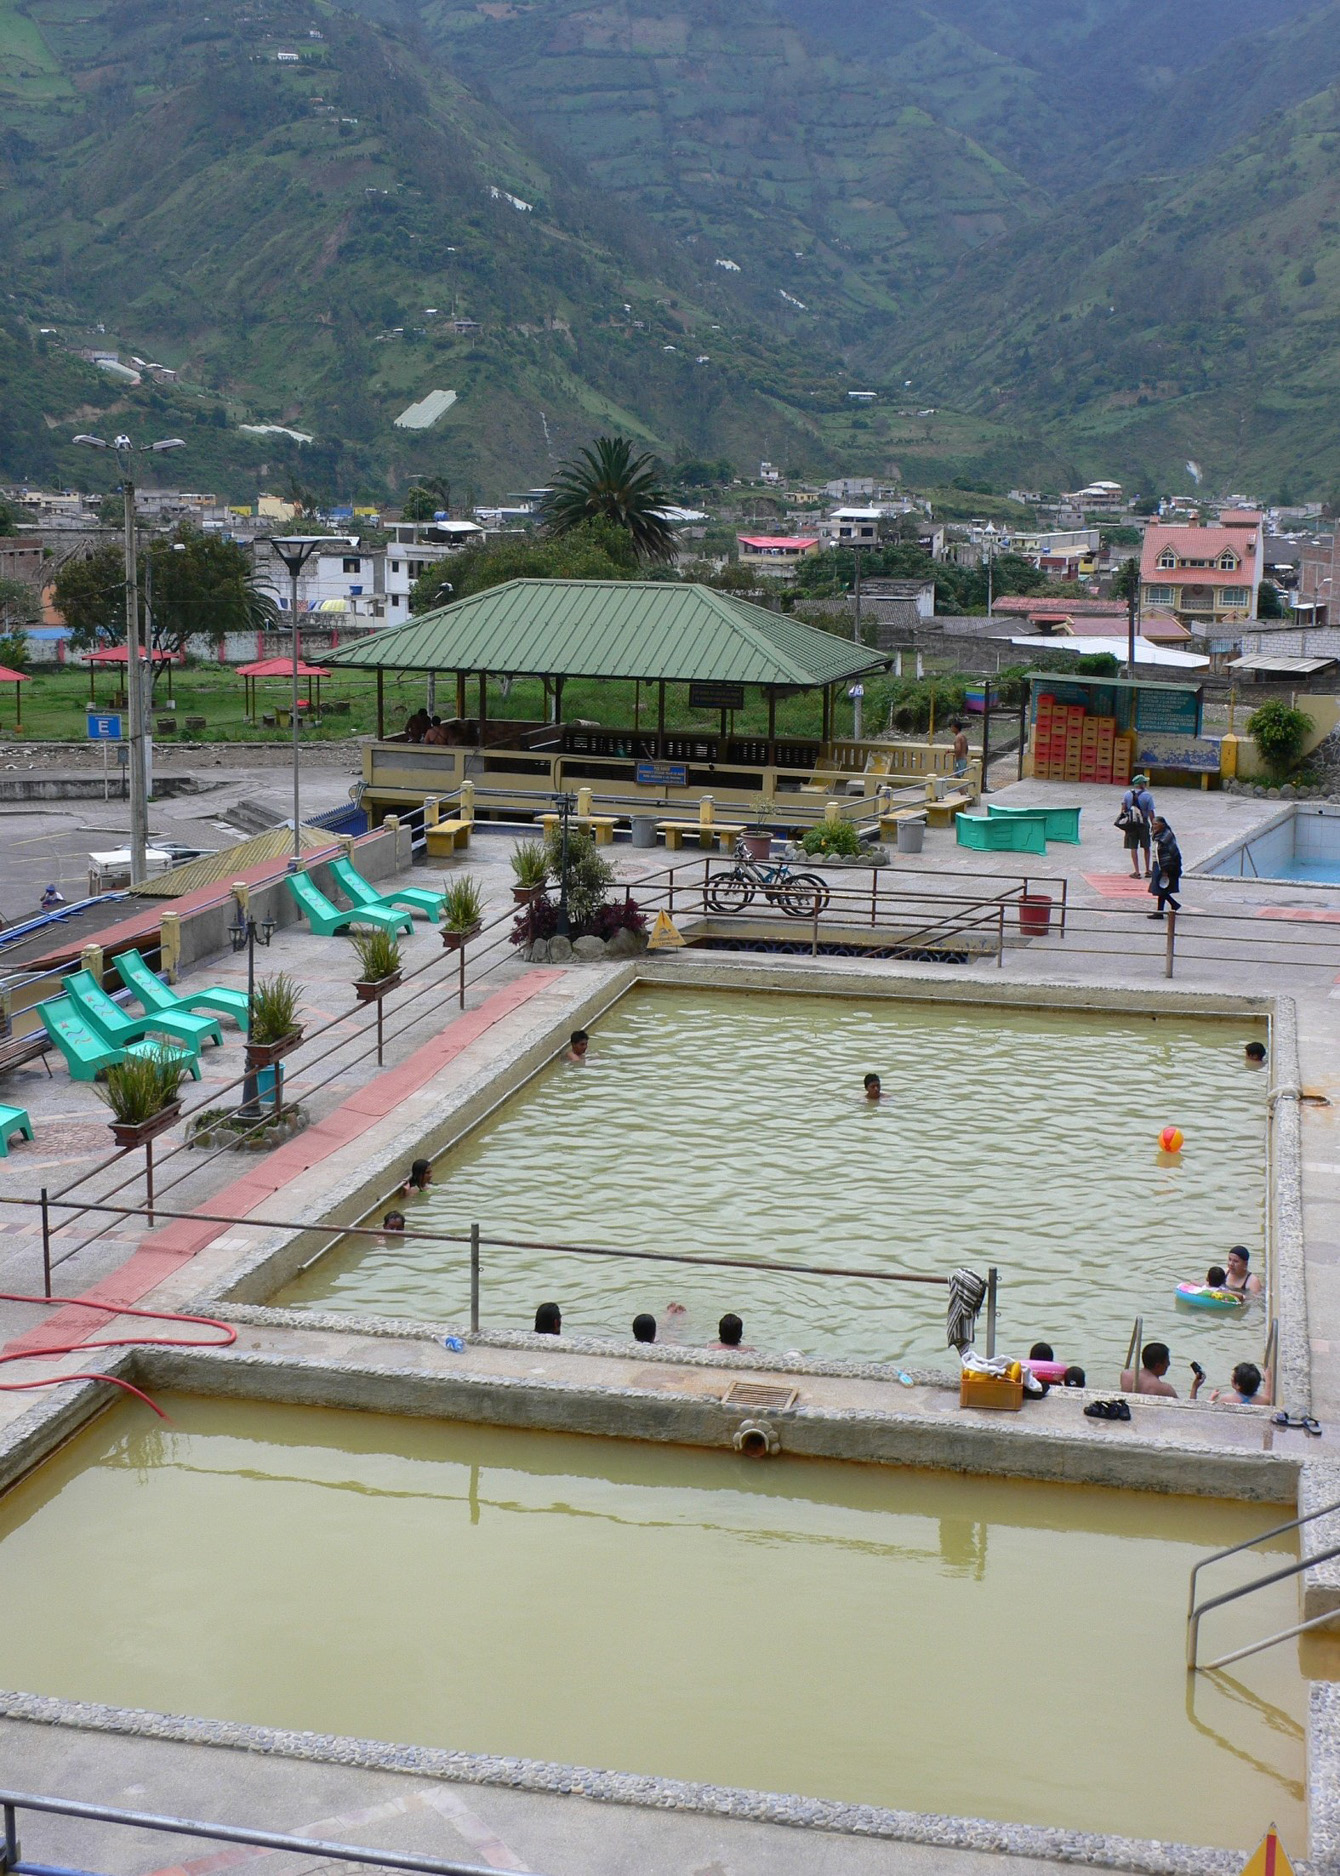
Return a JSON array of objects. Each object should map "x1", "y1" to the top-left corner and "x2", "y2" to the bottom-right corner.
[{"x1": 1160, "y1": 1126, "x2": 1184, "y2": 1153}]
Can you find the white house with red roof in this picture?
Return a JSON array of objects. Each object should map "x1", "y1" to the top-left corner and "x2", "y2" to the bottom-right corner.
[
  {"x1": 1140, "y1": 511, "x2": 1264, "y2": 624},
  {"x1": 736, "y1": 534, "x2": 820, "y2": 581}
]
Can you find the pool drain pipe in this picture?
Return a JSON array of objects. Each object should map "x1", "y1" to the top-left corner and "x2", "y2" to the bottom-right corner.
[{"x1": 733, "y1": 1419, "x2": 780, "y2": 1457}]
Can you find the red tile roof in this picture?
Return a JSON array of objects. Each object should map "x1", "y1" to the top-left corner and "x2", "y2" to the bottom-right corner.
[
  {"x1": 1141, "y1": 524, "x2": 1257, "y2": 580},
  {"x1": 737, "y1": 535, "x2": 819, "y2": 551}
]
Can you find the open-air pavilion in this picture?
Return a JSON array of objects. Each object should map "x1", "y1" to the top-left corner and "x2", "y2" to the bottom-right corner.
[
  {"x1": 237, "y1": 655, "x2": 332, "y2": 725},
  {"x1": 324, "y1": 579, "x2": 971, "y2": 831}
]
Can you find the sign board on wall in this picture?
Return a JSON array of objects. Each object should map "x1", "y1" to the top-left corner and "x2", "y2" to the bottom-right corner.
[
  {"x1": 636, "y1": 760, "x2": 688, "y2": 788},
  {"x1": 1135, "y1": 733, "x2": 1221, "y2": 773},
  {"x1": 1136, "y1": 689, "x2": 1201, "y2": 736},
  {"x1": 688, "y1": 682, "x2": 745, "y2": 710}
]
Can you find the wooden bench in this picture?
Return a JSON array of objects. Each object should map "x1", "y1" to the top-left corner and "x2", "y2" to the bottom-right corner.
[
  {"x1": 0, "y1": 1029, "x2": 54, "y2": 1079},
  {"x1": 423, "y1": 786, "x2": 473, "y2": 857},
  {"x1": 925, "y1": 793, "x2": 973, "y2": 829},
  {"x1": 877, "y1": 808, "x2": 926, "y2": 840}
]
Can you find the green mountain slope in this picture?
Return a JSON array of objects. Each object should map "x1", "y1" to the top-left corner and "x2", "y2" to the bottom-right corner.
[{"x1": 893, "y1": 73, "x2": 1340, "y2": 493}]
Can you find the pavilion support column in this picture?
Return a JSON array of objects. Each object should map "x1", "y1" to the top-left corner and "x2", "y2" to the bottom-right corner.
[
  {"x1": 456, "y1": 670, "x2": 466, "y2": 722},
  {"x1": 634, "y1": 679, "x2": 640, "y2": 732},
  {"x1": 657, "y1": 679, "x2": 666, "y2": 756},
  {"x1": 376, "y1": 669, "x2": 384, "y2": 741},
  {"x1": 766, "y1": 687, "x2": 776, "y2": 768},
  {"x1": 821, "y1": 684, "x2": 831, "y2": 747},
  {"x1": 554, "y1": 676, "x2": 565, "y2": 725},
  {"x1": 478, "y1": 671, "x2": 487, "y2": 748}
]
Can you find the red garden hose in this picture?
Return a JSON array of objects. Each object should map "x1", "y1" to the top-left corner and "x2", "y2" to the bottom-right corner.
[{"x1": 0, "y1": 1294, "x2": 237, "y2": 1419}]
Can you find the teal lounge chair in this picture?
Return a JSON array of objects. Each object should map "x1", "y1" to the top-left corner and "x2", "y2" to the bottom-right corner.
[
  {"x1": 37, "y1": 998, "x2": 203, "y2": 1083},
  {"x1": 63, "y1": 968, "x2": 222, "y2": 1055},
  {"x1": 987, "y1": 803, "x2": 1082, "y2": 844},
  {"x1": 955, "y1": 814, "x2": 1048, "y2": 855},
  {"x1": 330, "y1": 854, "x2": 443, "y2": 923},
  {"x1": 0, "y1": 1104, "x2": 33, "y2": 1155},
  {"x1": 115, "y1": 948, "x2": 251, "y2": 1032},
  {"x1": 286, "y1": 871, "x2": 414, "y2": 938}
]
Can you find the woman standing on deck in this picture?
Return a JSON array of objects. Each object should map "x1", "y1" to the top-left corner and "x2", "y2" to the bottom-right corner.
[{"x1": 1147, "y1": 816, "x2": 1182, "y2": 920}]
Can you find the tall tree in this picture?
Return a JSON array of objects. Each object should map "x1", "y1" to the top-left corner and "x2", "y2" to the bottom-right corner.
[
  {"x1": 543, "y1": 436, "x2": 676, "y2": 563},
  {"x1": 144, "y1": 530, "x2": 277, "y2": 672},
  {"x1": 52, "y1": 544, "x2": 125, "y2": 647}
]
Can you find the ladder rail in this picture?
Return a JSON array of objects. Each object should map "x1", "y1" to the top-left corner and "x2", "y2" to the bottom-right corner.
[
  {"x1": 1200, "y1": 1604, "x2": 1340, "y2": 1674},
  {"x1": 1187, "y1": 1538, "x2": 1340, "y2": 1669},
  {"x1": 1186, "y1": 1494, "x2": 1340, "y2": 1630}
]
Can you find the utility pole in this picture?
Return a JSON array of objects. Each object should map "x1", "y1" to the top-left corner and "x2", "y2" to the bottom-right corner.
[
  {"x1": 852, "y1": 543, "x2": 865, "y2": 740},
  {"x1": 1125, "y1": 556, "x2": 1139, "y2": 679}
]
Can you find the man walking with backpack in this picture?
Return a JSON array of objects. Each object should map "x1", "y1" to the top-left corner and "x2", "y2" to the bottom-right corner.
[{"x1": 1118, "y1": 772, "x2": 1155, "y2": 878}]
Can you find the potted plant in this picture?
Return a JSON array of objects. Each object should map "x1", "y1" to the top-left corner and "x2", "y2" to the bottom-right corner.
[
  {"x1": 351, "y1": 929, "x2": 402, "y2": 1002},
  {"x1": 742, "y1": 794, "x2": 776, "y2": 863},
  {"x1": 244, "y1": 972, "x2": 304, "y2": 1068},
  {"x1": 510, "y1": 840, "x2": 549, "y2": 905},
  {"x1": 98, "y1": 1045, "x2": 188, "y2": 1147},
  {"x1": 441, "y1": 875, "x2": 485, "y2": 949}
]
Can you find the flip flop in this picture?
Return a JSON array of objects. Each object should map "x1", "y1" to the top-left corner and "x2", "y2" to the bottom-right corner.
[
  {"x1": 1272, "y1": 1412, "x2": 1323, "y2": 1435},
  {"x1": 1113, "y1": 1398, "x2": 1131, "y2": 1421},
  {"x1": 1085, "y1": 1399, "x2": 1119, "y2": 1419}
]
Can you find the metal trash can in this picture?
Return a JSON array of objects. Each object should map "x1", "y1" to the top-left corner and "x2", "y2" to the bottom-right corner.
[
  {"x1": 630, "y1": 815, "x2": 658, "y2": 849},
  {"x1": 896, "y1": 816, "x2": 926, "y2": 854},
  {"x1": 1018, "y1": 892, "x2": 1052, "y2": 936}
]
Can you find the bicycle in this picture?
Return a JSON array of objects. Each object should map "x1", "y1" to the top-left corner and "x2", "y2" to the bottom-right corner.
[{"x1": 705, "y1": 837, "x2": 832, "y2": 918}]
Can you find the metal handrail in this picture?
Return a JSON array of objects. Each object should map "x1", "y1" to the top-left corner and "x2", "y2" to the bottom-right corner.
[
  {"x1": 0, "y1": 1790, "x2": 536, "y2": 1876},
  {"x1": 1186, "y1": 1495, "x2": 1340, "y2": 1669}
]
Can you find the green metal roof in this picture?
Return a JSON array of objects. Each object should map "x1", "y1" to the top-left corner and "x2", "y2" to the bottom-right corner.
[
  {"x1": 323, "y1": 581, "x2": 886, "y2": 687},
  {"x1": 1024, "y1": 670, "x2": 1204, "y2": 694}
]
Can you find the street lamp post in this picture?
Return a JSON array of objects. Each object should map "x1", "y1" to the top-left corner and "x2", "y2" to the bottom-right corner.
[
  {"x1": 262, "y1": 536, "x2": 352, "y2": 865},
  {"x1": 73, "y1": 432, "x2": 185, "y2": 885},
  {"x1": 851, "y1": 542, "x2": 870, "y2": 740}
]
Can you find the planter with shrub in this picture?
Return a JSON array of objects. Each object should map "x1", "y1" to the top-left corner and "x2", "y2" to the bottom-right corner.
[
  {"x1": 351, "y1": 929, "x2": 402, "y2": 1002},
  {"x1": 441, "y1": 875, "x2": 485, "y2": 949},
  {"x1": 510, "y1": 839, "x2": 549, "y2": 904},
  {"x1": 99, "y1": 1045, "x2": 188, "y2": 1147},
  {"x1": 244, "y1": 973, "x2": 303, "y2": 1068}
]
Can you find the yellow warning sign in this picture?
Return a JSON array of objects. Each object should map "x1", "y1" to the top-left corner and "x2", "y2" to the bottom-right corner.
[
  {"x1": 1239, "y1": 1827, "x2": 1295, "y2": 1876},
  {"x1": 647, "y1": 910, "x2": 685, "y2": 949}
]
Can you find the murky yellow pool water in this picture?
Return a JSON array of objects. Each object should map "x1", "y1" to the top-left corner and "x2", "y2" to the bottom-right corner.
[
  {"x1": 281, "y1": 988, "x2": 1267, "y2": 1378},
  {"x1": 0, "y1": 1395, "x2": 1321, "y2": 1849}
]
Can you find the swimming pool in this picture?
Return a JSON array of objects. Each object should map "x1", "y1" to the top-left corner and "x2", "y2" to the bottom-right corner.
[
  {"x1": 0, "y1": 1393, "x2": 1320, "y2": 1849},
  {"x1": 1200, "y1": 803, "x2": 1340, "y2": 884},
  {"x1": 277, "y1": 987, "x2": 1268, "y2": 1379}
]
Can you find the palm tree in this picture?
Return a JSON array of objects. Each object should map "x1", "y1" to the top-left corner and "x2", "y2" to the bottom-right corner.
[{"x1": 543, "y1": 436, "x2": 676, "y2": 563}]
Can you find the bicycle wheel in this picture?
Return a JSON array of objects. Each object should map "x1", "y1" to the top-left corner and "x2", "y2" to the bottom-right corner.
[
  {"x1": 706, "y1": 870, "x2": 756, "y2": 914},
  {"x1": 777, "y1": 872, "x2": 831, "y2": 917}
]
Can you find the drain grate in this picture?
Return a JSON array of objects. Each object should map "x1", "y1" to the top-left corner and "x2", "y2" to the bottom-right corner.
[{"x1": 723, "y1": 1380, "x2": 799, "y2": 1411}]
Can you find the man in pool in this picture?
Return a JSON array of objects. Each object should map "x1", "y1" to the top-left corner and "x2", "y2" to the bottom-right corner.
[
  {"x1": 535, "y1": 1302, "x2": 562, "y2": 1334},
  {"x1": 1223, "y1": 1246, "x2": 1262, "y2": 1297},
  {"x1": 1245, "y1": 1040, "x2": 1267, "y2": 1066},
  {"x1": 632, "y1": 1313, "x2": 657, "y2": 1343},
  {"x1": 863, "y1": 1072, "x2": 882, "y2": 1101},
  {"x1": 710, "y1": 1313, "x2": 754, "y2": 1352},
  {"x1": 566, "y1": 1029, "x2": 589, "y2": 1064},
  {"x1": 1121, "y1": 1341, "x2": 1204, "y2": 1399},
  {"x1": 382, "y1": 1210, "x2": 406, "y2": 1240}
]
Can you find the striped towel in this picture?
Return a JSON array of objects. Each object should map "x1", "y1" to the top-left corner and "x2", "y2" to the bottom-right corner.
[{"x1": 947, "y1": 1267, "x2": 987, "y2": 1351}]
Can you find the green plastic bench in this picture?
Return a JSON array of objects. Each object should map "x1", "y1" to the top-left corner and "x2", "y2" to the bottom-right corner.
[
  {"x1": 330, "y1": 855, "x2": 443, "y2": 924},
  {"x1": 955, "y1": 814, "x2": 1048, "y2": 855},
  {"x1": 0, "y1": 1103, "x2": 33, "y2": 1155},
  {"x1": 115, "y1": 948, "x2": 251, "y2": 1033},
  {"x1": 987, "y1": 803, "x2": 1082, "y2": 844},
  {"x1": 64, "y1": 968, "x2": 222, "y2": 1055},
  {"x1": 286, "y1": 871, "x2": 414, "y2": 938},
  {"x1": 37, "y1": 998, "x2": 203, "y2": 1083}
]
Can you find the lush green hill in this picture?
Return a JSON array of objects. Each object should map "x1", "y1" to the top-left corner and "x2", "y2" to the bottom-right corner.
[{"x1": 889, "y1": 71, "x2": 1340, "y2": 496}]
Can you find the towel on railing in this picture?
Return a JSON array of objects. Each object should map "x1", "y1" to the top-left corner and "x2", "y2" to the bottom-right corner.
[{"x1": 947, "y1": 1267, "x2": 987, "y2": 1351}]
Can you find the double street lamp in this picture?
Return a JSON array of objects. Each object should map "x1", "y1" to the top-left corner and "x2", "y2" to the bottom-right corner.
[
  {"x1": 228, "y1": 893, "x2": 276, "y2": 1119},
  {"x1": 259, "y1": 535, "x2": 354, "y2": 865},
  {"x1": 73, "y1": 432, "x2": 186, "y2": 886}
]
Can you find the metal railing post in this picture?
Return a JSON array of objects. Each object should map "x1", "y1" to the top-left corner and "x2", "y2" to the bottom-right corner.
[
  {"x1": 997, "y1": 901, "x2": 1005, "y2": 967},
  {"x1": 1059, "y1": 877, "x2": 1068, "y2": 938},
  {"x1": 4, "y1": 1798, "x2": 19, "y2": 1874},
  {"x1": 812, "y1": 887, "x2": 821, "y2": 956},
  {"x1": 986, "y1": 1266, "x2": 998, "y2": 1357},
  {"x1": 39, "y1": 1187, "x2": 50, "y2": 1299},
  {"x1": 469, "y1": 1221, "x2": 480, "y2": 1333},
  {"x1": 1124, "y1": 1314, "x2": 1143, "y2": 1390},
  {"x1": 1165, "y1": 903, "x2": 1176, "y2": 978}
]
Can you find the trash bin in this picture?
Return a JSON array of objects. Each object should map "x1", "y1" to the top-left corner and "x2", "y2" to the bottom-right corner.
[
  {"x1": 631, "y1": 815, "x2": 658, "y2": 849},
  {"x1": 1018, "y1": 892, "x2": 1052, "y2": 935},
  {"x1": 896, "y1": 816, "x2": 926, "y2": 854}
]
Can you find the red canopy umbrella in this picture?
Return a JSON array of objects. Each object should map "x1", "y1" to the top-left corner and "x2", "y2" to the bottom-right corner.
[
  {"x1": 82, "y1": 644, "x2": 185, "y2": 702},
  {"x1": 0, "y1": 663, "x2": 30, "y2": 731},
  {"x1": 236, "y1": 655, "x2": 333, "y2": 721}
]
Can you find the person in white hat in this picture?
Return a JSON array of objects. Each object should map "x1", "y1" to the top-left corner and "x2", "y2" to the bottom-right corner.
[{"x1": 1117, "y1": 773, "x2": 1155, "y2": 878}]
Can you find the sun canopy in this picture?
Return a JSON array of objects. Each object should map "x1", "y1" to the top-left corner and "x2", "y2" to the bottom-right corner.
[
  {"x1": 322, "y1": 580, "x2": 886, "y2": 687},
  {"x1": 0, "y1": 665, "x2": 30, "y2": 683},
  {"x1": 83, "y1": 645, "x2": 183, "y2": 665},
  {"x1": 237, "y1": 657, "x2": 333, "y2": 678}
]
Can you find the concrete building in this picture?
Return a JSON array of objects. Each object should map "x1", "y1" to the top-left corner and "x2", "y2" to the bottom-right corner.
[
  {"x1": 1140, "y1": 512, "x2": 1264, "y2": 625},
  {"x1": 736, "y1": 534, "x2": 820, "y2": 580}
]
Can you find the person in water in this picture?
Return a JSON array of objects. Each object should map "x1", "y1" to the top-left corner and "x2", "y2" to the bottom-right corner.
[
  {"x1": 534, "y1": 1301, "x2": 562, "y2": 1334},
  {"x1": 566, "y1": 1029, "x2": 589, "y2": 1064},
  {"x1": 711, "y1": 1313, "x2": 754, "y2": 1351},
  {"x1": 1213, "y1": 1361, "x2": 1268, "y2": 1405},
  {"x1": 382, "y1": 1210, "x2": 406, "y2": 1239},
  {"x1": 632, "y1": 1313, "x2": 657, "y2": 1343},
  {"x1": 863, "y1": 1072, "x2": 882, "y2": 1101},
  {"x1": 1121, "y1": 1341, "x2": 1203, "y2": 1399},
  {"x1": 1245, "y1": 1040, "x2": 1267, "y2": 1066},
  {"x1": 400, "y1": 1157, "x2": 433, "y2": 1197},
  {"x1": 1223, "y1": 1246, "x2": 1262, "y2": 1297}
]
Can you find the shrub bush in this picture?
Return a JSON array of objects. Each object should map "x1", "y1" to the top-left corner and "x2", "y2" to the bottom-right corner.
[
  {"x1": 801, "y1": 821, "x2": 862, "y2": 857},
  {"x1": 1248, "y1": 699, "x2": 1314, "y2": 777}
]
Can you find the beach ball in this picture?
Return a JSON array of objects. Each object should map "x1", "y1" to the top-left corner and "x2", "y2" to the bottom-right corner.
[{"x1": 1159, "y1": 1126, "x2": 1184, "y2": 1153}]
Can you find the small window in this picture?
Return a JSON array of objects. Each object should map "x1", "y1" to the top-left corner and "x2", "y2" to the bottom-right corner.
[
  {"x1": 1218, "y1": 552, "x2": 1238, "y2": 570},
  {"x1": 1157, "y1": 550, "x2": 1176, "y2": 569},
  {"x1": 392, "y1": 594, "x2": 403, "y2": 606},
  {"x1": 1145, "y1": 584, "x2": 1175, "y2": 605},
  {"x1": 1219, "y1": 587, "x2": 1249, "y2": 606},
  {"x1": 342, "y1": 557, "x2": 361, "y2": 573},
  {"x1": 390, "y1": 560, "x2": 400, "y2": 573}
]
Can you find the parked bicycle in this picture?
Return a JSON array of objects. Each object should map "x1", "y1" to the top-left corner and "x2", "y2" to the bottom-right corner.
[{"x1": 705, "y1": 837, "x2": 832, "y2": 917}]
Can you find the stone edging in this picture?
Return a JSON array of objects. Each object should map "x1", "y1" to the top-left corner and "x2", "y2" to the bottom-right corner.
[{"x1": 0, "y1": 1691, "x2": 1244, "y2": 1876}]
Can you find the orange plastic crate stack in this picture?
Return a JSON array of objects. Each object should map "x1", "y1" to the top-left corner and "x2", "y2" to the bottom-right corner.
[
  {"x1": 1079, "y1": 716, "x2": 1100, "y2": 782},
  {"x1": 1063, "y1": 705, "x2": 1085, "y2": 782},
  {"x1": 1033, "y1": 694, "x2": 1059, "y2": 779},
  {"x1": 1094, "y1": 715, "x2": 1116, "y2": 786},
  {"x1": 1112, "y1": 733, "x2": 1134, "y2": 785}
]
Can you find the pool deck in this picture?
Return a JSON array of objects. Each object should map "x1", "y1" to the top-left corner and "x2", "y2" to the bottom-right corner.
[{"x1": 5, "y1": 773, "x2": 1340, "y2": 1875}]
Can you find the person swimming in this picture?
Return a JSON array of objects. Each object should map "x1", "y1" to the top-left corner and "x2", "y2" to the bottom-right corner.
[
  {"x1": 566, "y1": 1030, "x2": 590, "y2": 1064},
  {"x1": 534, "y1": 1301, "x2": 562, "y2": 1334},
  {"x1": 863, "y1": 1072, "x2": 882, "y2": 1102},
  {"x1": 400, "y1": 1157, "x2": 433, "y2": 1196}
]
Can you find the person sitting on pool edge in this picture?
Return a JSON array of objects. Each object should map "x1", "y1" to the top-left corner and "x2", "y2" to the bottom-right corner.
[
  {"x1": 632, "y1": 1313, "x2": 657, "y2": 1343},
  {"x1": 863, "y1": 1072, "x2": 882, "y2": 1102},
  {"x1": 1121, "y1": 1341, "x2": 1204, "y2": 1399},
  {"x1": 534, "y1": 1301, "x2": 562, "y2": 1335},
  {"x1": 711, "y1": 1312, "x2": 754, "y2": 1351},
  {"x1": 1212, "y1": 1361, "x2": 1270, "y2": 1406},
  {"x1": 399, "y1": 1157, "x2": 433, "y2": 1197},
  {"x1": 1224, "y1": 1246, "x2": 1262, "y2": 1297},
  {"x1": 1245, "y1": 1040, "x2": 1267, "y2": 1066},
  {"x1": 566, "y1": 1029, "x2": 590, "y2": 1064}
]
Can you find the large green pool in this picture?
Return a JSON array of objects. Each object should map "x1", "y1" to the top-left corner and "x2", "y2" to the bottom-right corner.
[
  {"x1": 280, "y1": 988, "x2": 1268, "y2": 1378},
  {"x1": 0, "y1": 1394, "x2": 1318, "y2": 1849}
]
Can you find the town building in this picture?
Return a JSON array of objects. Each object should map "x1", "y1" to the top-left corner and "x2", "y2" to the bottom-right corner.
[
  {"x1": 736, "y1": 534, "x2": 820, "y2": 580},
  {"x1": 818, "y1": 508, "x2": 883, "y2": 547},
  {"x1": 1139, "y1": 512, "x2": 1264, "y2": 625},
  {"x1": 1296, "y1": 530, "x2": 1339, "y2": 631},
  {"x1": 1062, "y1": 480, "x2": 1124, "y2": 512}
]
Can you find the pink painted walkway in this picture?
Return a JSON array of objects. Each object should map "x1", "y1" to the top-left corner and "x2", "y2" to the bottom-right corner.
[{"x1": 4, "y1": 971, "x2": 564, "y2": 1360}]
